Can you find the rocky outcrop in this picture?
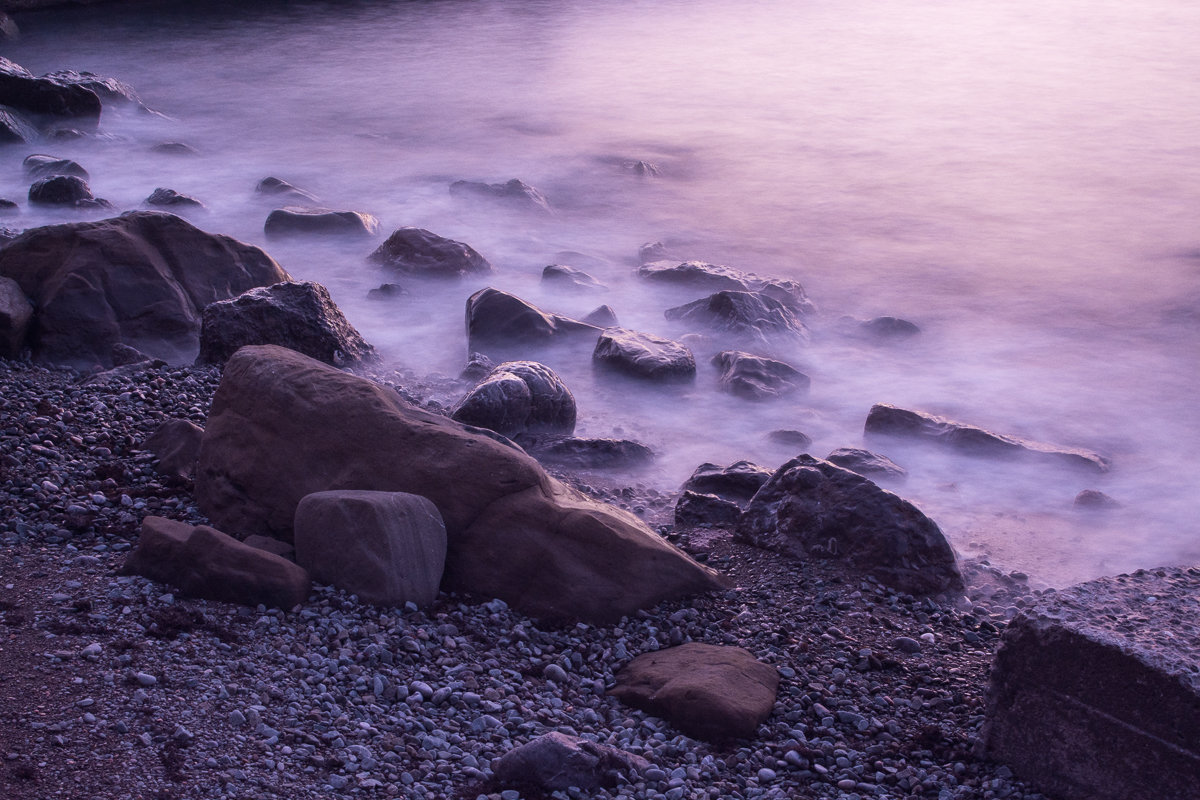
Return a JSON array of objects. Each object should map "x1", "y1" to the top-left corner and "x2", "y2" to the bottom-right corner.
[
  {"x1": 592, "y1": 328, "x2": 695, "y2": 382},
  {"x1": 119, "y1": 516, "x2": 311, "y2": 610},
  {"x1": 450, "y1": 178, "x2": 552, "y2": 215},
  {"x1": 0, "y1": 104, "x2": 39, "y2": 143},
  {"x1": 263, "y1": 206, "x2": 380, "y2": 238},
  {"x1": 825, "y1": 447, "x2": 907, "y2": 482},
  {"x1": 638, "y1": 260, "x2": 815, "y2": 314},
  {"x1": 466, "y1": 288, "x2": 599, "y2": 356},
  {"x1": 0, "y1": 57, "x2": 102, "y2": 132},
  {"x1": 369, "y1": 227, "x2": 492, "y2": 279},
  {"x1": 0, "y1": 275, "x2": 32, "y2": 358},
  {"x1": 142, "y1": 418, "x2": 204, "y2": 480},
  {"x1": 293, "y1": 491, "x2": 447, "y2": 608},
  {"x1": 194, "y1": 345, "x2": 724, "y2": 622},
  {"x1": 665, "y1": 291, "x2": 809, "y2": 348},
  {"x1": 864, "y1": 403, "x2": 1111, "y2": 473},
  {"x1": 542, "y1": 264, "x2": 606, "y2": 290},
  {"x1": 609, "y1": 643, "x2": 780, "y2": 742},
  {"x1": 493, "y1": 732, "x2": 649, "y2": 792},
  {"x1": 450, "y1": 361, "x2": 576, "y2": 438},
  {"x1": 712, "y1": 350, "x2": 809, "y2": 400},
  {"x1": 737, "y1": 455, "x2": 962, "y2": 595},
  {"x1": 981, "y1": 566, "x2": 1200, "y2": 800},
  {"x1": 197, "y1": 281, "x2": 376, "y2": 367},
  {"x1": 0, "y1": 212, "x2": 290, "y2": 368},
  {"x1": 42, "y1": 69, "x2": 148, "y2": 111}
]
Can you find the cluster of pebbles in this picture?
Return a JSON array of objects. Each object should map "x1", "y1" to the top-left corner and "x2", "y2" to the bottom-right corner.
[{"x1": 0, "y1": 357, "x2": 1049, "y2": 800}]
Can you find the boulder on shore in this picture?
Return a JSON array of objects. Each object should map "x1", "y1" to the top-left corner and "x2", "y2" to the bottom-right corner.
[
  {"x1": 0, "y1": 275, "x2": 33, "y2": 358},
  {"x1": 493, "y1": 732, "x2": 650, "y2": 792},
  {"x1": 0, "y1": 212, "x2": 290, "y2": 368},
  {"x1": 0, "y1": 57, "x2": 102, "y2": 131},
  {"x1": 682, "y1": 460, "x2": 773, "y2": 506},
  {"x1": 712, "y1": 350, "x2": 809, "y2": 401},
  {"x1": 142, "y1": 418, "x2": 204, "y2": 480},
  {"x1": 665, "y1": 290, "x2": 810, "y2": 348},
  {"x1": 28, "y1": 174, "x2": 109, "y2": 208},
  {"x1": 450, "y1": 360, "x2": 576, "y2": 438},
  {"x1": 194, "y1": 345, "x2": 724, "y2": 622},
  {"x1": 736, "y1": 454, "x2": 963, "y2": 595},
  {"x1": 981, "y1": 566, "x2": 1200, "y2": 800},
  {"x1": 638, "y1": 259, "x2": 815, "y2": 315},
  {"x1": 369, "y1": 227, "x2": 492, "y2": 279},
  {"x1": 466, "y1": 288, "x2": 599, "y2": 357},
  {"x1": 264, "y1": 206, "x2": 380, "y2": 238},
  {"x1": 592, "y1": 327, "x2": 695, "y2": 382}
]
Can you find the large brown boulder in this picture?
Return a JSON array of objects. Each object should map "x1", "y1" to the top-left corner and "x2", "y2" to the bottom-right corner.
[
  {"x1": 0, "y1": 212, "x2": 290, "y2": 368},
  {"x1": 195, "y1": 345, "x2": 724, "y2": 622},
  {"x1": 981, "y1": 566, "x2": 1200, "y2": 800},
  {"x1": 120, "y1": 516, "x2": 310, "y2": 610},
  {"x1": 609, "y1": 643, "x2": 780, "y2": 742}
]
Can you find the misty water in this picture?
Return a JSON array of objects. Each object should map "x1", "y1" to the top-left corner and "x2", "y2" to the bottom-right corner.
[{"x1": 5, "y1": 0, "x2": 1199, "y2": 587}]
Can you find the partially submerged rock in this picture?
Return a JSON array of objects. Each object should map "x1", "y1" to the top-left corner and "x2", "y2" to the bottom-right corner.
[
  {"x1": 450, "y1": 360, "x2": 576, "y2": 438},
  {"x1": 592, "y1": 327, "x2": 695, "y2": 382},
  {"x1": 981, "y1": 566, "x2": 1200, "y2": 800},
  {"x1": 665, "y1": 291, "x2": 809, "y2": 348},
  {"x1": 542, "y1": 263, "x2": 606, "y2": 290},
  {"x1": 712, "y1": 350, "x2": 809, "y2": 400},
  {"x1": 24, "y1": 153, "x2": 89, "y2": 180},
  {"x1": 682, "y1": 460, "x2": 773, "y2": 506},
  {"x1": 145, "y1": 187, "x2": 204, "y2": 209},
  {"x1": 0, "y1": 57, "x2": 102, "y2": 132},
  {"x1": 369, "y1": 227, "x2": 492, "y2": 279},
  {"x1": 255, "y1": 176, "x2": 319, "y2": 203},
  {"x1": 638, "y1": 259, "x2": 815, "y2": 314},
  {"x1": 519, "y1": 436, "x2": 654, "y2": 471},
  {"x1": 466, "y1": 288, "x2": 598, "y2": 356},
  {"x1": 264, "y1": 206, "x2": 380, "y2": 238},
  {"x1": 864, "y1": 403, "x2": 1111, "y2": 473},
  {"x1": 450, "y1": 177, "x2": 552, "y2": 215},
  {"x1": 28, "y1": 175, "x2": 109, "y2": 208},
  {"x1": 825, "y1": 447, "x2": 907, "y2": 482},
  {"x1": 737, "y1": 455, "x2": 963, "y2": 595}
]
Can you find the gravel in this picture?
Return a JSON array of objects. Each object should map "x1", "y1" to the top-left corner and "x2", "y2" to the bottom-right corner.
[{"x1": 0, "y1": 356, "x2": 1055, "y2": 799}]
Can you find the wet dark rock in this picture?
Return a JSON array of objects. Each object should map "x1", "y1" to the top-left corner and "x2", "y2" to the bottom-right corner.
[
  {"x1": 466, "y1": 288, "x2": 599, "y2": 356},
  {"x1": 369, "y1": 226, "x2": 492, "y2": 279},
  {"x1": 110, "y1": 342, "x2": 156, "y2": 366},
  {"x1": 639, "y1": 259, "x2": 816, "y2": 314},
  {"x1": 519, "y1": 436, "x2": 654, "y2": 471},
  {"x1": 864, "y1": 403, "x2": 1112, "y2": 473},
  {"x1": 0, "y1": 13, "x2": 17, "y2": 42},
  {"x1": 145, "y1": 187, "x2": 204, "y2": 209},
  {"x1": 0, "y1": 57, "x2": 102, "y2": 130},
  {"x1": 0, "y1": 199, "x2": 17, "y2": 213},
  {"x1": 459, "y1": 351, "x2": 495, "y2": 383},
  {"x1": 28, "y1": 175, "x2": 108, "y2": 208},
  {"x1": 826, "y1": 447, "x2": 907, "y2": 482},
  {"x1": 143, "y1": 418, "x2": 205, "y2": 480},
  {"x1": 450, "y1": 360, "x2": 576, "y2": 438},
  {"x1": 197, "y1": 280, "x2": 376, "y2": 368},
  {"x1": 665, "y1": 290, "x2": 810, "y2": 348},
  {"x1": 712, "y1": 350, "x2": 809, "y2": 400},
  {"x1": 0, "y1": 104, "x2": 38, "y2": 143},
  {"x1": 23, "y1": 153, "x2": 88, "y2": 180},
  {"x1": 1073, "y1": 489, "x2": 1121, "y2": 510},
  {"x1": 737, "y1": 454, "x2": 963, "y2": 595},
  {"x1": 0, "y1": 211, "x2": 289, "y2": 368},
  {"x1": 768, "y1": 428, "x2": 814, "y2": 449},
  {"x1": 0, "y1": 275, "x2": 32, "y2": 358},
  {"x1": 264, "y1": 206, "x2": 379, "y2": 238},
  {"x1": 682, "y1": 460, "x2": 773, "y2": 506},
  {"x1": 366, "y1": 283, "x2": 406, "y2": 301},
  {"x1": 541, "y1": 263, "x2": 606, "y2": 290},
  {"x1": 582, "y1": 304, "x2": 618, "y2": 327},
  {"x1": 592, "y1": 327, "x2": 695, "y2": 382},
  {"x1": 42, "y1": 69, "x2": 146, "y2": 110},
  {"x1": 981, "y1": 566, "x2": 1200, "y2": 800},
  {"x1": 609, "y1": 643, "x2": 780, "y2": 742},
  {"x1": 255, "y1": 176, "x2": 319, "y2": 203},
  {"x1": 151, "y1": 141, "x2": 199, "y2": 156},
  {"x1": 450, "y1": 177, "x2": 552, "y2": 214},
  {"x1": 493, "y1": 732, "x2": 650, "y2": 792},
  {"x1": 675, "y1": 491, "x2": 742, "y2": 527},
  {"x1": 860, "y1": 315, "x2": 920, "y2": 341}
]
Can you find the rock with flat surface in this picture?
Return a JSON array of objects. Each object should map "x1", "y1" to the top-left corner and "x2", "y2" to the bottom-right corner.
[
  {"x1": 195, "y1": 345, "x2": 724, "y2": 622},
  {"x1": 737, "y1": 454, "x2": 963, "y2": 595},
  {"x1": 864, "y1": 403, "x2": 1111, "y2": 473},
  {"x1": 466, "y1": 288, "x2": 598, "y2": 356},
  {"x1": 520, "y1": 436, "x2": 654, "y2": 470},
  {"x1": 712, "y1": 350, "x2": 809, "y2": 400},
  {"x1": 0, "y1": 212, "x2": 289, "y2": 368},
  {"x1": 593, "y1": 327, "x2": 695, "y2": 382},
  {"x1": 120, "y1": 516, "x2": 310, "y2": 610},
  {"x1": 493, "y1": 732, "x2": 649, "y2": 792},
  {"x1": 24, "y1": 153, "x2": 89, "y2": 180},
  {"x1": 264, "y1": 206, "x2": 379, "y2": 238},
  {"x1": 665, "y1": 290, "x2": 810, "y2": 348},
  {"x1": 369, "y1": 226, "x2": 492, "y2": 278},
  {"x1": 675, "y1": 491, "x2": 742, "y2": 527},
  {"x1": 293, "y1": 490, "x2": 447, "y2": 608},
  {"x1": 682, "y1": 460, "x2": 773, "y2": 506},
  {"x1": 450, "y1": 360, "x2": 576, "y2": 438},
  {"x1": 0, "y1": 104, "x2": 39, "y2": 143},
  {"x1": 981, "y1": 566, "x2": 1200, "y2": 800},
  {"x1": 825, "y1": 447, "x2": 907, "y2": 482},
  {"x1": 609, "y1": 643, "x2": 780, "y2": 741}
]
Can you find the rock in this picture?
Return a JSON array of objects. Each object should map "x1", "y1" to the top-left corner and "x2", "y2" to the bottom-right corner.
[
  {"x1": 864, "y1": 403, "x2": 1112, "y2": 473},
  {"x1": 194, "y1": 345, "x2": 724, "y2": 622},
  {"x1": 0, "y1": 104, "x2": 39, "y2": 143},
  {"x1": 466, "y1": 288, "x2": 599, "y2": 357},
  {"x1": 859, "y1": 316, "x2": 920, "y2": 341},
  {"x1": 142, "y1": 418, "x2": 204, "y2": 480},
  {"x1": 28, "y1": 175, "x2": 109, "y2": 208},
  {"x1": 119, "y1": 516, "x2": 311, "y2": 610},
  {"x1": 625, "y1": 160, "x2": 661, "y2": 176},
  {"x1": 369, "y1": 227, "x2": 492, "y2": 279},
  {"x1": 263, "y1": 206, "x2": 380, "y2": 238},
  {"x1": 459, "y1": 352, "x2": 495, "y2": 383},
  {"x1": 712, "y1": 350, "x2": 809, "y2": 400},
  {"x1": 242, "y1": 535, "x2": 293, "y2": 559},
  {"x1": 366, "y1": 283, "x2": 406, "y2": 301},
  {"x1": 23, "y1": 154, "x2": 89, "y2": 180},
  {"x1": 592, "y1": 328, "x2": 695, "y2": 382},
  {"x1": 582, "y1": 304, "x2": 618, "y2": 328},
  {"x1": 609, "y1": 643, "x2": 780, "y2": 742},
  {"x1": 493, "y1": 732, "x2": 650, "y2": 792},
  {"x1": 110, "y1": 342, "x2": 156, "y2": 366},
  {"x1": 0, "y1": 275, "x2": 32, "y2": 358},
  {"x1": 0, "y1": 199, "x2": 17, "y2": 213},
  {"x1": 0, "y1": 212, "x2": 290, "y2": 368},
  {"x1": 293, "y1": 490, "x2": 447, "y2": 608},
  {"x1": 736, "y1": 454, "x2": 963, "y2": 595},
  {"x1": 450, "y1": 361, "x2": 576, "y2": 438},
  {"x1": 0, "y1": 58, "x2": 102, "y2": 130},
  {"x1": 255, "y1": 176, "x2": 319, "y2": 203},
  {"x1": 638, "y1": 241, "x2": 671, "y2": 263},
  {"x1": 542, "y1": 264, "x2": 606, "y2": 291},
  {"x1": 0, "y1": 13, "x2": 17, "y2": 42},
  {"x1": 682, "y1": 460, "x2": 773, "y2": 506},
  {"x1": 41, "y1": 69, "x2": 146, "y2": 110},
  {"x1": 665, "y1": 291, "x2": 809, "y2": 347},
  {"x1": 981, "y1": 566, "x2": 1200, "y2": 800},
  {"x1": 145, "y1": 187, "x2": 204, "y2": 209},
  {"x1": 151, "y1": 141, "x2": 198, "y2": 156},
  {"x1": 197, "y1": 280, "x2": 376, "y2": 367},
  {"x1": 825, "y1": 447, "x2": 907, "y2": 482},
  {"x1": 638, "y1": 260, "x2": 815, "y2": 314},
  {"x1": 674, "y1": 491, "x2": 742, "y2": 527},
  {"x1": 1073, "y1": 489, "x2": 1121, "y2": 510},
  {"x1": 519, "y1": 436, "x2": 655, "y2": 470},
  {"x1": 768, "y1": 429, "x2": 813, "y2": 449},
  {"x1": 450, "y1": 178, "x2": 552, "y2": 214}
]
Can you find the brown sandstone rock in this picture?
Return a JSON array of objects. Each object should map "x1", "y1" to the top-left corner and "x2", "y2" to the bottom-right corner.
[
  {"x1": 120, "y1": 516, "x2": 310, "y2": 610},
  {"x1": 195, "y1": 345, "x2": 723, "y2": 622},
  {"x1": 609, "y1": 643, "x2": 780, "y2": 742}
]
